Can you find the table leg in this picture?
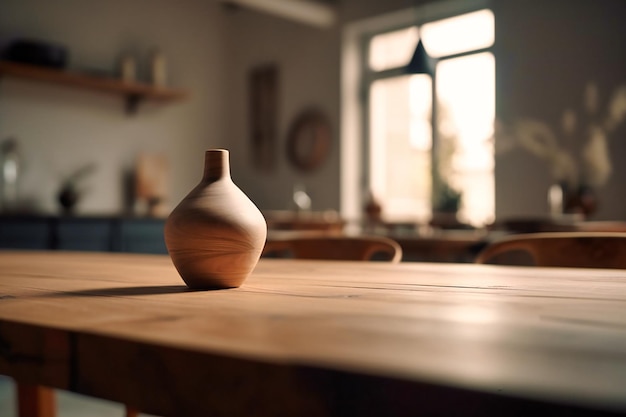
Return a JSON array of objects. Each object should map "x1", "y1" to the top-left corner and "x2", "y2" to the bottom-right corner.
[
  {"x1": 125, "y1": 406, "x2": 140, "y2": 417},
  {"x1": 16, "y1": 383, "x2": 56, "y2": 417}
]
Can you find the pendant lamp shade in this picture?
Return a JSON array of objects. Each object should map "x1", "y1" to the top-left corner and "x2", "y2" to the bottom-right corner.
[{"x1": 406, "y1": 39, "x2": 436, "y2": 75}]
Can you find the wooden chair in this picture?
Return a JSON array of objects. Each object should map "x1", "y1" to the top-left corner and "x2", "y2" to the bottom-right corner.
[
  {"x1": 263, "y1": 234, "x2": 402, "y2": 263},
  {"x1": 475, "y1": 232, "x2": 626, "y2": 269}
]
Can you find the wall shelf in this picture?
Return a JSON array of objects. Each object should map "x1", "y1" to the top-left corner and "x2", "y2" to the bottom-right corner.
[{"x1": 0, "y1": 60, "x2": 188, "y2": 114}]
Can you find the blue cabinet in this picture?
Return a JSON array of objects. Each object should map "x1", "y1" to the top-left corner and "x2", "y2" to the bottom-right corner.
[
  {"x1": 0, "y1": 217, "x2": 50, "y2": 249},
  {"x1": 0, "y1": 216, "x2": 167, "y2": 254},
  {"x1": 56, "y1": 218, "x2": 113, "y2": 251},
  {"x1": 118, "y1": 218, "x2": 168, "y2": 254}
]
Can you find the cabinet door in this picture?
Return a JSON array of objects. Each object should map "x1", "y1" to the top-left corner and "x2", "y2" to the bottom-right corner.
[
  {"x1": 118, "y1": 219, "x2": 167, "y2": 254},
  {"x1": 56, "y1": 219, "x2": 112, "y2": 251},
  {"x1": 0, "y1": 217, "x2": 50, "y2": 249}
]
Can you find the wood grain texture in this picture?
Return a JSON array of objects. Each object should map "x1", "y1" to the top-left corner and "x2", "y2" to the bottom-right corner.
[
  {"x1": 2, "y1": 251, "x2": 626, "y2": 415},
  {"x1": 263, "y1": 234, "x2": 402, "y2": 262},
  {"x1": 476, "y1": 232, "x2": 626, "y2": 268},
  {"x1": 0, "y1": 322, "x2": 69, "y2": 389},
  {"x1": 164, "y1": 149, "x2": 267, "y2": 289}
]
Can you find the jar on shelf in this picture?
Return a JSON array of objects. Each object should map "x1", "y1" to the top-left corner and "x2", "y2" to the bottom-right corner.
[
  {"x1": 120, "y1": 54, "x2": 137, "y2": 82},
  {"x1": 150, "y1": 50, "x2": 167, "y2": 87}
]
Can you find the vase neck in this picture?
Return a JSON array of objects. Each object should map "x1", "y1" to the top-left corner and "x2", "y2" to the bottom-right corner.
[{"x1": 202, "y1": 149, "x2": 230, "y2": 182}]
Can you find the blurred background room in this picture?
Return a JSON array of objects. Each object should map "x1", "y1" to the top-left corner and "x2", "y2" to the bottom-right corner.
[{"x1": 1, "y1": 0, "x2": 626, "y2": 245}]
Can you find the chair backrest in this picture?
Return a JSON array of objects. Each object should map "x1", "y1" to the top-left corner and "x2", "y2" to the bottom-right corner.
[
  {"x1": 263, "y1": 235, "x2": 402, "y2": 263},
  {"x1": 475, "y1": 232, "x2": 626, "y2": 269}
]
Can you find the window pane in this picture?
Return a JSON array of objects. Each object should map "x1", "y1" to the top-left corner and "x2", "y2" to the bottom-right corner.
[
  {"x1": 369, "y1": 26, "x2": 418, "y2": 71},
  {"x1": 364, "y1": 8, "x2": 495, "y2": 228},
  {"x1": 370, "y1": 75, "x2": 432, "y2": 222},
  {"x1": 436, "y1": 52, "x2": 495, "y2": 226},
  {"x1": 421, "y1": 9, "x2": 494, "y2": 58}
]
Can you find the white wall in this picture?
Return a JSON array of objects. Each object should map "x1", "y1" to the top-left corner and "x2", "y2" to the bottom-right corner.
[{"x1": 0, "y1": 0, "x2": 225, "y2": 215}]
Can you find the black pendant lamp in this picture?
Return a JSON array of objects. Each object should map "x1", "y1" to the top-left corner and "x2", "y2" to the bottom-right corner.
[{"x1": 406, "y1": 38, "x2": 436, "y2": 75}]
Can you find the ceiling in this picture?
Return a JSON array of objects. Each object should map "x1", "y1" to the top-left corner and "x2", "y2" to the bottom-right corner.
[{"x1": 220, "y1": 0, "x2": 338, "y2": 28}]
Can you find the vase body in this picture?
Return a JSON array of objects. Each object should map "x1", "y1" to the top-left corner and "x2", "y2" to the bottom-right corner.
[{"x1": 164, "y1": 149, "x2": 267, "y2": 289}]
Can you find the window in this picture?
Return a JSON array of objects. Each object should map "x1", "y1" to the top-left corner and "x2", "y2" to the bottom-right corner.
[{"x1": 357, "y1": 8, "x2": 495, "y2": 227}]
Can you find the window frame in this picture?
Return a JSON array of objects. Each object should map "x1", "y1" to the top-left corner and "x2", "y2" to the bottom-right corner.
[{"x1": 340, "y1": 0, "x2": 493, "y2": 229}]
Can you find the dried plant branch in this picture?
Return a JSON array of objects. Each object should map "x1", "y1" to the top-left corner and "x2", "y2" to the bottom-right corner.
[{"x1": 496, "y1": 82, "x2": 625, "y2": 191}]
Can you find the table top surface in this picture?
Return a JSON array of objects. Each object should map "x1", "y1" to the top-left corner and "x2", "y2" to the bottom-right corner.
[{"x1": 2, "y1": 250, "x2": 626, "y2": 416}]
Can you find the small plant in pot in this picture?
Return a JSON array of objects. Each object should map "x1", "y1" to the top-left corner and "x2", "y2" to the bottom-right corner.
[
  {"x1": 430, "y1": 180, "x2": 464, "y2": 229},
  {"x1": 434, "y1": 182, "x2": 462, "y2": 214}
]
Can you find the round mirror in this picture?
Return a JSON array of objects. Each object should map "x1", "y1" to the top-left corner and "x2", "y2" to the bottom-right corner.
[{"x1": 286, "y1": 109, "x2": 331, "y2": 172}]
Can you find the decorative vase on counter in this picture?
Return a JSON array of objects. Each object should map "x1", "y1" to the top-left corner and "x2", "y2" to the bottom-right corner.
[
  {"x1": 565, "y1": 185, "x2": 598, "y2": 219},
  {"x1": 549, "y1": 182, "x2": 598, "y2": 219},
  {"x1": 58, "y1": 185, "x2": 79, "y2": 215},
  {"x1": 164, "y1": 149, "x2": 267, "y2": 289}
]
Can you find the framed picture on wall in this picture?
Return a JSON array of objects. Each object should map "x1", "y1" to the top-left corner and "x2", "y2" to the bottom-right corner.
[{"x1": 249, "y1": 64, "x2": 279, "y2": 172}]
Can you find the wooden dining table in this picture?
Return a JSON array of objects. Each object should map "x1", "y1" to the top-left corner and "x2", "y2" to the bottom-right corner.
[{"x1": 2, "y1": 251, "x2": 626, "y2": 416}]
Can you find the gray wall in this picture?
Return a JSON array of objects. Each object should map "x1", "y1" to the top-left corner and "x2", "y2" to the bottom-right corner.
[
  {"x1": 220, "y1": 4, "x2": 342, "y2": 212},
  {"x1": 492, "y1": 0, "x2": 626, "y2": 219},
  {"x1": 2, "y1": 0, "x2": 626, "y2": 221}
]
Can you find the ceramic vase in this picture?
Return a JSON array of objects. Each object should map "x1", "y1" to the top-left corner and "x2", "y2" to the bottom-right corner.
[{"x1": 164, "y1": 149, "x2": 267, "y2": 289}]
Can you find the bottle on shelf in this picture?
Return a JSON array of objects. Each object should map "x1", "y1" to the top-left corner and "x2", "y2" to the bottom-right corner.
[
  {"x1": 150, "y1": 50, "x2": 167, "y2": 87},
  {"x1": 1, "y1": 138, "x2": 21, "y2": 212},
  {"x1": 120, "y1": 53, "x2": 137, "y2": 83}
]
